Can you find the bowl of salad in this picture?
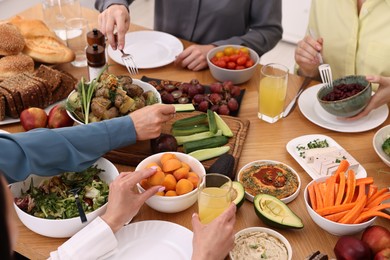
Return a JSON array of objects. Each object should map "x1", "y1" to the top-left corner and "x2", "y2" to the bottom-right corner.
[{"x1": 10, "y1": 157, "x2": 119, "y2": 238}]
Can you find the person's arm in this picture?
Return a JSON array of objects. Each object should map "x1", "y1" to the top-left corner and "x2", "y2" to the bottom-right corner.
[{"x1": 211, "y1": 0, "x2": 283, "y2": 57}]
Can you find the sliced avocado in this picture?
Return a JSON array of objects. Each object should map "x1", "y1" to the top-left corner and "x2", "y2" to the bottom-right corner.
[
  {"x1": 220, "y1": 181, "x2": 245, "y2": 209},
  {"x1": 213, "y1": 111, "x2": 233, "y2": 137},
  {"x1": 254, "y1": 194, "x2": 304, "y2": 229}
]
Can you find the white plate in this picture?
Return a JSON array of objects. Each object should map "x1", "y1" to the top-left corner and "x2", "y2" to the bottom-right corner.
[
  {"x1": 0, "y1": 129, "x2": 9, "y2": 134},
  {"x1": 298, "y1": 84, "x2": 388, "y2": 133},
  {"x1": 286, "y1": 134, "x2": 367, "y2": 180},
  {"x1": 106, "y1": 220, "x2": 193, "y2": 259},
  {"x1": 107, "y1": 31, "x2": 184, "y2": 69},
  {"x1": 0, "y1": 101, "x2": 61, "y2": 126}
]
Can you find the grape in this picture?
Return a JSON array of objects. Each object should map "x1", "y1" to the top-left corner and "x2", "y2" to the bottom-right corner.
[
  {"x1": 210, "y1": 104, "x2": 220, "y2": 112},
  {"x1": 179, "y1": 83, "x2": 191, "y2": 94},
  {"x1": 171, "y1": 90, "x2": 183, "y2": 99},
  {"x1": 218, "y1": 104, "x2": 230, "y2": 115},
  {"x1": 178, "y1": 97, "x2": 189, "y2": 104},
  {"x1": 209, "y1": 93, "x2": 222, "y2": 105},
  {"x1": 222, "y1": 80, "x2": 234, "y2": 92},
  {"x1": 190, "y1": 79, "x2": 200, "y2": 85},
  {"x1": 197, "y1": 100, "x2": 209, "y2": 112},
  {"x1": 209, "y1": 82, "x2": 223, "y2": 94},
  {"x1": 164, "y1": 84, "x2": 177, "y2": 93},
  {"x1": 192, "y1": 94, "x2": 205, "y2": 104},
  {"x1": 196, "y1": 84, "x2": 205, "y2": 94},
  {"x1": 227, "y1": 98, "x2": 239, "y2": 111},
  {"x1": 230, "y1": 86, "x2": 241, "y2": 97},
  {"x1": 161, "y1": 93, "x2": 175, "y2": 104},
  {"x1": 187, "y1": 85, "x2": 199, "y2": 98}
]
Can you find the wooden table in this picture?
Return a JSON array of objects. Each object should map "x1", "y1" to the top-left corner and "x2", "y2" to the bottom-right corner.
[{"x1": 3, "y1": 5, "x2": 390, "y2": 260}]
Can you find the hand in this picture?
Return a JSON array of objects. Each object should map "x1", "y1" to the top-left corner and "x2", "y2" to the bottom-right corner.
[
  {"x1": 295, "y1": 35, "x2": 323, "y2": 78},
  {"x1": 101, "y1": 168, "x2": 164, "y2": 233},
  {"x1": 129, "y1": 104, "x2": 176, "y2": 140},
  {"x1": 98, "y1": 4, "x2": 130, "y2": 50},
  {"x1": 191, "y1": 203, "x2": 236, "y2": 260},
  {"x1": 345, "y1": 75, "x2": 390, "y2": 121},
  {"x1": 174, "y1": 44, "x2": 215, "y2": 71}
]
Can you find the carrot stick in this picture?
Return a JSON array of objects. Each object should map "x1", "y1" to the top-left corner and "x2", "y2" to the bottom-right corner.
[
  {"x1": 342, "y1": 169, "x2": 356, "y2": 204},
  {"x1": 339, "y1": 195, "x2": 367, "y2": 224},
  {"x1": 367, "y1": 188, "x2": 389, "y2": 205},
  {"x1": 357, "y1": 183, "x2": 366, "y2": 201},
  {"x1": 354, "y1": 210, "x2": 390, "y2": 224},
  {"x1": 308, "y1": 183, "x2": 317, "y2": 210},
  {"x1": 334, "y1": 160, "x2": 350, "y2": 176},
  {"x1": 314, "y1": 182, "x2": 324, "y2": 210},
  {"x1": 324, "y1": 211, "x2": 349, "y2": 222},
  {"x1": 356, "y1": 177, "x2": 374, "y2": 186},
  {"x1": 315, "y1": 202, "x2": 356, "y2": 216},
  {"x1": 367, "y1": 184, "x2": 378, "y2": 199},
  {"x1": 363, "y1": 203, "x2": 390, "y2": 213},
  {"x1": 324, "y1": 174, "x2": 336, "y2": 207},
  {"x1": 366, "y1": 192, "x2": 390, "y2": 209},
  {"x1": 335, "y1": 170, "x2": 346, "y2": 206}
]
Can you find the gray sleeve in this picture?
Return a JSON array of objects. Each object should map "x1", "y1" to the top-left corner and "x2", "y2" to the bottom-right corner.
[
  {"x1": 212, "y1": 0, "x2": 283, "y2": 57},
  {"x1": 94, "y1": 0, "x2": 133, "y2": 12}
]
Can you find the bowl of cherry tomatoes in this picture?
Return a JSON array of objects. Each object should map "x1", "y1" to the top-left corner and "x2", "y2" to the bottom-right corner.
[{"x1": 207, "y1": 45, "x2": 259, "y2": 84}]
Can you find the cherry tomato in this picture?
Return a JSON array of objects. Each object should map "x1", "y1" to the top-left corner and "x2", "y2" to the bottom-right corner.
[
  {"x1": 229, "y1": 54, "x2": 239, "y2": 63},
  {"x1": 211, "y1": 56, "x2": 219, "y2": 64},
  {"x1": 215, "y1": 51, "x2": 224, "y2": 58},
  {"x1": 227, "y1": 62, "x2": 236, "y2": 70},
  {"x1": 215, "y1": 60, "x2": 227, "y2": 68},
  {"x1": 236, "y1": 65, "x2": 246, "y2": 70},
  {"x1": 239, "y1": 47, "x2": 249, "y2": 54},
  {"x1": 220, "y1": 56, "x2": 230, "y2": 63},
  {"x1": 223, "y1": 47, "x2": 234, "y2": 56},
  {"x1": 236, "y1": 56, "x2": 248, "y2": 66},
  {"x1": 245, "y1": 59, "x2": 255, "y2": 68}
]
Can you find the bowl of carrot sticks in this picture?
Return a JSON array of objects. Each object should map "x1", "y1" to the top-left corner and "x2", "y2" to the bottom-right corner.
[{"x1": 303, "y1": 162, "x2": 390, "y2": 236}]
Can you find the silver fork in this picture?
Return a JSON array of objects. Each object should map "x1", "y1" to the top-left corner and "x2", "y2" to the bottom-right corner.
[
  {"x1": 120, "y1": 49, "x2": 138, "y2": 75},
  {"x1": 319, "y1": 63, "x2": 333, "y2": 88}
]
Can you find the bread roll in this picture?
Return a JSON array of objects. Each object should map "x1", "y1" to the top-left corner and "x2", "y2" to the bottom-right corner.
[
  {"x1": 0, "y1": 23, "x2": 25, "y2": 55},
  {"x1": 9, "y1": 15, "x2": 57, "y2": 38},
  {"x1": 0, "y1": 53, "x2": 34, "y2": 81}
]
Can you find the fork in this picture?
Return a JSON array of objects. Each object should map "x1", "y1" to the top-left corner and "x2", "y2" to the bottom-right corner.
[
  {"x1": 114, "y1": 33, "x2": 138, "y2": 75},
  {"x1": 69, "y1": 187, "x2": 88, "y2": 223},
  {"x1": 319, "y1": 63, "x2": 333, "y2": 88}
]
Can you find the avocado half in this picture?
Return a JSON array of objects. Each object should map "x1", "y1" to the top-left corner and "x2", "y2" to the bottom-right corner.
[
  {"x1": 221, "y1": 181, "x2": 245, "y2": 209},
  {"x1": 254, "y1": 193, "x2": 304, "y2": 229}
]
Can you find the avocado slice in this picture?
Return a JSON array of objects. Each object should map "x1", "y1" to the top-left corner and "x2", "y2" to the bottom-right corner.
[
  {"x1": 221, "y1": 181, "x2": 245, "y2": 209},
  {"x1": 254, "y1": 193, "x2": 304, "y2": 229}
]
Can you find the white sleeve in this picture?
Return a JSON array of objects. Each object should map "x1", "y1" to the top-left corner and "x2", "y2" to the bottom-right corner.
[{"x1": 48, "y1": 217, "x2": 118, "y2": 260}]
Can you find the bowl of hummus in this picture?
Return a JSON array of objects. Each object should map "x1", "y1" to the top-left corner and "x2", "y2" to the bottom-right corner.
[
  {"x1": 230, "y1": 227, "x2": 292, "y2": 260},
  {"x1": 237, "y1": 160, "x2": 301, "y2": 204}
]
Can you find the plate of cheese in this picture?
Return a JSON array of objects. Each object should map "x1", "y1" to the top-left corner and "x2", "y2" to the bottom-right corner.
[{"x1": 286, "y1": 134, "x2": 367, "y2": 180}]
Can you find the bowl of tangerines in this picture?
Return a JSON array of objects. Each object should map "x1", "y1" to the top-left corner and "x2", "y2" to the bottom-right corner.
[
  {"x1": 207, "y1": 45, "x2": 259, "y2": 84},
  {"x1": 136, "y1": 152, "x2": 206, "y2": 213}
]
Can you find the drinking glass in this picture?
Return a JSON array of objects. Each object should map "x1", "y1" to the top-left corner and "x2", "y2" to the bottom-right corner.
[
  {"x1": 42, "y1": 0, "x2": 81, "y2": 41},
  {"x1": 65, "y1": 17, "x2": 89, "y2": 67},
  {"x1": 258, "y1": 63, "x2": 289, "y2": 123},
  {"x1": 197, "y1": 173, "x2": 232, "y2": 224}
]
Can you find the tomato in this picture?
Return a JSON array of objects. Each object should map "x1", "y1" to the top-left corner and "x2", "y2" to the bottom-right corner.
[
  {"x1": 215, "y1": 60, "x2": 227, "y2": 68},
  {"x1": 245, "y1": 59, "x2": 255, "y2": 68},
  {"x1": 223, "y1": 47, "x2": 234, "y2": 56},
  {"x1": 220, "y1": 56, "x2": 230, "y2": 63},
  {"x1": 210, "y1": 56, "x2": 219, "y2": 64},
  {"x1": 229, "y1": 54, "x2": 239, "y2": 63},
  {"x1": 236, "y1": 56, "x2": 248, "y2": 66},
  {"x1": 227, "y1": 62, "x2": 236, "y2": 70},
  {"x1": 239, "y1": 47, "x2": 249, "y2": 55},
  {"x1": 215, "y1": 51, "x2": 224, "y2": 58},
  {"x1": 236, "y1": 65, "x2": 246, "y2": 70}
]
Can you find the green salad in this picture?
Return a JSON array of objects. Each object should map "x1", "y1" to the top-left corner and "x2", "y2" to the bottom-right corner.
[{"x1": 15, "y1": 165, "x2": 109, "y2": 219}]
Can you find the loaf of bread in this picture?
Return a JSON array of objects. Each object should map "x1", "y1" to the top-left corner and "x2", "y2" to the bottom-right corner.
[
  {"x1": 0, "y1": 23, "x2": 25, "y2": 55},
  {"x1": 8, "y1": 16, "x2": 75, "y2": 64},
  {"x1": 0, "y1": 53, "x2": 34, "y2": 81}
]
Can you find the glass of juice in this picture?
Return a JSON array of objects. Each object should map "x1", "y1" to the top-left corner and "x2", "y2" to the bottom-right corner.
[
  {"x1": 258, "y1": 63, "x2": 289, "y2": 123},
  {"x1": 197, "y1": 173, "x2": 232, "y2": 224}
]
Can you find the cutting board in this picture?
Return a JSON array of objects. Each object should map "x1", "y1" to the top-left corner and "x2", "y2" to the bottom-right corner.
[{"x1": 104, "y1": 111, "x2": 250, "y2": 174}]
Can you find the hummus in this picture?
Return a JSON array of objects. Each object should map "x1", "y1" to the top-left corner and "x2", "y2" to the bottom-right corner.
[
  {"x1": 231, "y1": 231, "x2": 288, "y2": 260},
  {"x1": 239, "y1": 162, "x2": 299, "y2": 199}
]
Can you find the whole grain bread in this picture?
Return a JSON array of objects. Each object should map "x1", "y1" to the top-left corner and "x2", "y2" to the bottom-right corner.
[
  {"x1": 0, "y1": 94, "x2": 5, "y2": 121},
  {"x1": 34, "y1": 65, "x2": 62, "y2": 92},
  {"x1": 0, "y1": 84, "x2": 18, "y2": 118}
]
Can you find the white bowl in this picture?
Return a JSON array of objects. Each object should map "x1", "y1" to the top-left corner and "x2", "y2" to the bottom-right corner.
[
  {"x1": 67, "y1": 79, "x2": 162, "y2": 124},
  {"x1": 236, "y1": 160, "x2": 301, "y2": 204},
  {"x1": 304, "y1": 177, "x2": 376, "y2": 236},
  {"x1": 135, "y1": 152, "x2": 206, "y2": 213},
  {"x1": 230, "y1": 226, "x2": 292, "y2": 260},
  {"x1": 373, "y1": 124, "x2": 390, "y2": 167},
  {"x1": 207, "y1": 45, "x2": 259, "y2": 84},
  {"x1": 10, "y1": 157, "x2": 119, "y2": 238}
]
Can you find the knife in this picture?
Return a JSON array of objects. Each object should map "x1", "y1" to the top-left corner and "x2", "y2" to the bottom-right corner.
[{"x1": 283, "y1": 77, "x2": 312, "y2": 118}]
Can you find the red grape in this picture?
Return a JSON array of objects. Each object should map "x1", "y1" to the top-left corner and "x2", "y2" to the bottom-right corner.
[
  {"x1": 162, "y1": 93, "x2": 175, "y2": 104},
  {"x1": 209, "y1": 93, "x2": 223, "y2": 105},
  {"x1": 227, "y1": 98, "x2": 239, "y2": 111},
  {"x1": 218, "y1": 104, "x2": 230, "y2": 115},
  {"x1": 197, "y1": 100, "x2": 209, "y2": 112},
  {"x1": 187, "y1": 85, "x2": 199, "y2": 98},
  {"x1": 210, "y1": 82, "x2": 223, "y2": 94},
  {"x1": 231, "y1": 86, "x2": 241, "y2": 97},
  {"x1": 192, "y1": 94, "x2": 205, "y2": 104}
]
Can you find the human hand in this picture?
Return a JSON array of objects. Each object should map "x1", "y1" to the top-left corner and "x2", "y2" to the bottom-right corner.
[
  {"x1": 191, "y1": 203, "x2": 236, "y2": 260},
  {"x1": 98, "y1": 4, "x2": 130, "y2": 50},
  {"x1": 345, "y1": 75, "x2": 390, "y2": 121},
  {"x1": 295, "y1": 34, "x2": 323, "y2": 78},
  {"x1": 129, "y1": 104, "x2": 175, "y2": 140},
  {"x1": 174, "y1": 44, "x2": 215, "y2": 71},
  {"x1": 101, "y1": 168, "x2": 164, "y2": 233}
]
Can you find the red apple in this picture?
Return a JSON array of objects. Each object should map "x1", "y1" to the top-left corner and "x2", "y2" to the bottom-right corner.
[
  {"x1": 48, "y1": 104, "x2": 74, "y2": 128},
  {"x1": 361, "y1": 225, "x2": 390, "y2": 254},
  {"x1": 374, "y1": 248, "x2": 390, "y2": 260},
  {"x1": 334, "y1": 236, "x2": 371, "y2": 260},
  {"x1": 20, "y1": 107, "x2": 48, "y2": 131}
]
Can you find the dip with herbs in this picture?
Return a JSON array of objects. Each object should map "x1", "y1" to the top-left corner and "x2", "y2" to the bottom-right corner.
[
  {"x1": 239, "y1": 162, "x2": 299, "y2": 199},
  {"x1": 231, "y1": 231, "x2": 288, "y2": 260}
]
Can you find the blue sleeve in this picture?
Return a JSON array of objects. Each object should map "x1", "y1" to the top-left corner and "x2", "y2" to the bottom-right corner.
[{"x1": 0, "y1": 116, "x2": 136, "y2": 182}]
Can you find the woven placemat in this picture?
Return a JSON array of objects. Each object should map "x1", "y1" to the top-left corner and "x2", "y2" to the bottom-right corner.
[{"x1": 104, "y1": 111, "x2": 250, "y2": 173}]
